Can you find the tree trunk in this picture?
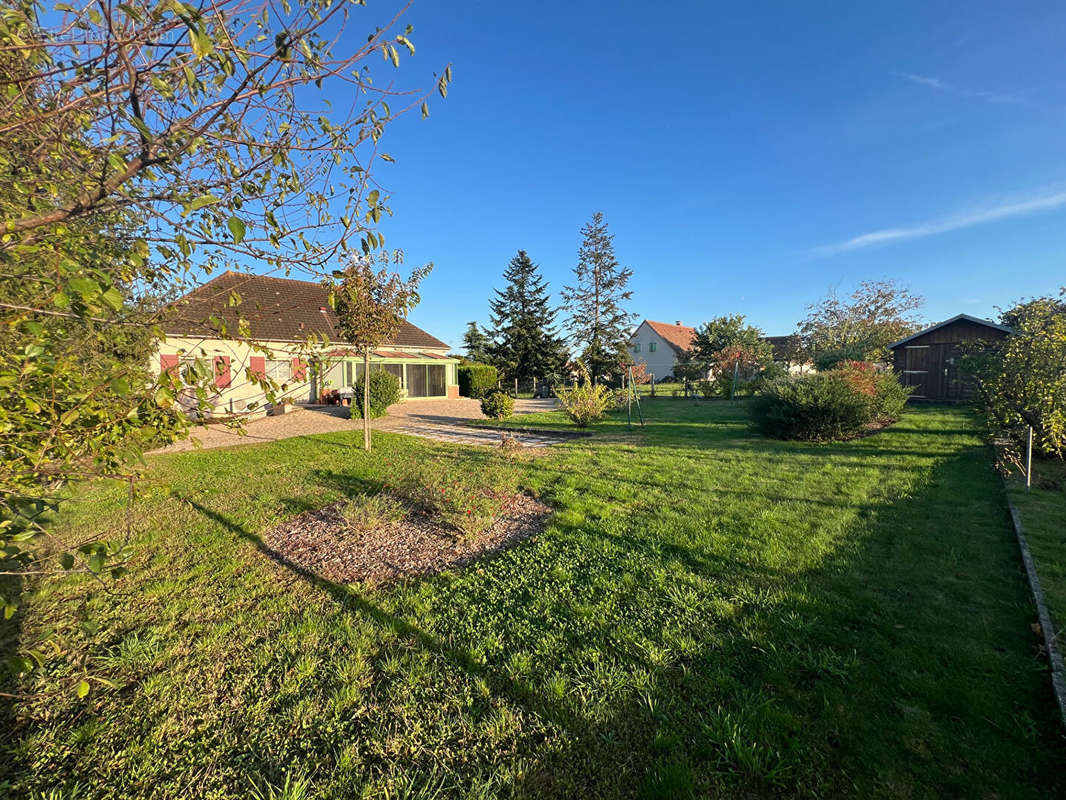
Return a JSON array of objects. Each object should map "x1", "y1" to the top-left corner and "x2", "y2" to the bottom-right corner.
[{"x1": 363, "y1": 346, "x2": 371, "y2": 451}]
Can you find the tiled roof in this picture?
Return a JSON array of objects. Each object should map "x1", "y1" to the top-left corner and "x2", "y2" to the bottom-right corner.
[
  {"x1": 165, "y1": 271, "x2": 449, "y2": 350},
  {"x1": 643, "y1": 320, "x2": 697, "y2": 353}
]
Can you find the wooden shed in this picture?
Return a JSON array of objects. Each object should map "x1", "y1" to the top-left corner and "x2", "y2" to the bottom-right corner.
[{"x1": 889, "y1": 314, "x2": 1011, "y2": 402}]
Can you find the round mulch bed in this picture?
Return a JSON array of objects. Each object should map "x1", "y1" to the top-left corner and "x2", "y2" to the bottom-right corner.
[{"x1": 261, "y1": 494, "x2": 551, "y2": 586}]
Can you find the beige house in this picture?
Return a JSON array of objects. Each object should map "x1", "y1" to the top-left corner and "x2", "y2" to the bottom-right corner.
[
  {"x1": 627, "y1": 320, "x2": 698, "y2": 381},
  {"x1": 156, "y1": 271, "x2": 458, "y2": 417},
  {"x1": 628, "y1": 319, "x2": 808, "y2": 380}
]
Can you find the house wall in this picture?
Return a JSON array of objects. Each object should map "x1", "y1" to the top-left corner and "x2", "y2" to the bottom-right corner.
[
  {"x1": 627, "y1": 322, "x2": 683, "y2": 381},
  {"x1": 891, "y1": 320, "x2": 1008, "y2": 402},
  {"x1": 155, "y1": 336, "x2": 457, "y2": 417}
]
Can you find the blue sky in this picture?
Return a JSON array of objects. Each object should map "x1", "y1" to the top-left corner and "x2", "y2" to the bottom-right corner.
[{"x1": 315, "y1": 1, "x2": 1066, "y2": 349}]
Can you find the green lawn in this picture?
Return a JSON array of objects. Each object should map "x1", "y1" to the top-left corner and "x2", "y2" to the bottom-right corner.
[
  {"x1": 1007, "y1": 457, "x2": 1066, "y2": 653},
  {"x1": 2, "y1": 402, "x2": 1063, "y2": 798}
]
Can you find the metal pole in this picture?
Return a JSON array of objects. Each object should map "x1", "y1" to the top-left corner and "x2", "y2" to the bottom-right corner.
[
  {"x1": 1027, "y1": 426, "x2": 1033, "y2": 491},
  {"x1": 626, "y1": 365, "x2": 632, "y2": 427},
  {"x1": 730, "y1": 360, "x2": 740, "y2": 401},
  {"x1": 650, "y1": 374, "x2": 655, "y2": 398}
]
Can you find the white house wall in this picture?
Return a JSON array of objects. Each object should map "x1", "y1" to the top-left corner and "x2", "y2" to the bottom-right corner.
[
  {"x1": 154, "y1": 336, "x2": 457, "y2": 417},
  {"x1": 627, "y1": 322, "x2": 684, "y2": 381}
]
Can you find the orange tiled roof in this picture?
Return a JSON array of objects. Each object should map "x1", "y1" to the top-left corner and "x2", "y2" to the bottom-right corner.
[{"x1": 643, "y1": 320, "x2": 697, "y2": 353}]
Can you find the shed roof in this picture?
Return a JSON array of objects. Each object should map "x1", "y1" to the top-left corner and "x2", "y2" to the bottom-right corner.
[
  {"x1": 888, "y1": 314, "x2": 1011, "y2": 349},
  {"x1": 165, "y1": 271, "x2": 449, "y2": 349}
]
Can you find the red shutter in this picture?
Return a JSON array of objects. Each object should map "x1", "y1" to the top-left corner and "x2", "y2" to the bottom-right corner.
[
  {"x1": 249, "y1": 356, "x2": 266, "y2": 379},
  {"x1": 292, "y1": 358, "x2": 307, "y2": 381},
  {"x1": 214, "y1": 356, "x2": 231, "y2": 388},
  {"x1": 160, "y1": 354, "x2": 179, "y2": 379}
]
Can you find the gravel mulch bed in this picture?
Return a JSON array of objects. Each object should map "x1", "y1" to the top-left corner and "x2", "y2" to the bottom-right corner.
[{"x1": 261, "y1": 493, "x2": 551, "y2": 586}]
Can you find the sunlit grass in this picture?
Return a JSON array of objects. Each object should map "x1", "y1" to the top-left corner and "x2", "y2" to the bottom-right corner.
[{"x1": 1, "y1": 402, "x2": 1062, "y2": 798}]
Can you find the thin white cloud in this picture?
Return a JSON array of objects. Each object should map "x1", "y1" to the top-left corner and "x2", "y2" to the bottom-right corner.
[
  {"x1": 815, "y1": 190, "x2": 1066, "y2": 256},
  {"x1": 898, "y1": 71, "x2": 1024, "y2": 105}
]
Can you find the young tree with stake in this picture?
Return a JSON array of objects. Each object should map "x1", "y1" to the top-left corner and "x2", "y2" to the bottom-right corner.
[{"x1": 330, "y1": 256, "x2": 432, "y2": 451}]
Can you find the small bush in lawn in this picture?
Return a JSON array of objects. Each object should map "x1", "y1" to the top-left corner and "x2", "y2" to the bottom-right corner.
[
  {"x1": 458, "y1": 363, "x2": 499, "y2": 399},
  {"x1": 557, "y1": 368, "x2": 611, "y2": 427},
  {"x1": 341, "y1": 492, "x2": 406, "y2": 534},
  {"x1": 751, "y1": 373, "x2": 872, "y2": 440},
  {"x1": 351, "y1": 369, "x2": 401, "y2": 419},
  {"x1": 696, "y1": 379, "x2": 717, "y2": 399},
  {"x1": 480, "y1": 391, "x2": 514, "y2": 419}
]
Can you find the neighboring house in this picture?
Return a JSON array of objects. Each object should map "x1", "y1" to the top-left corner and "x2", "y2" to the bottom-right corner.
[
  {"x1": 628, "y1": 319, "x2": 807, "y2": 379},
  {"x1": 888, "y1": 314, "x2": 1010, "y2": 402},
  {"x1": 157, "y1": 271, "x2": 459, "y2": 416},
  {"x1": 627, "y1": 320, "x2": 697, "y2": 381}
]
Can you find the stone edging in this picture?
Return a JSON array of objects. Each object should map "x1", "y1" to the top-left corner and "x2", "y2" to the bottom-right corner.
[{"x1": 1001, "y1": 476, "x2": 1066, "y2": 730}]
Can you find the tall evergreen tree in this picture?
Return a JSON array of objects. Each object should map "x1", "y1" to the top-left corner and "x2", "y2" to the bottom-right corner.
[
  {"x1": 561, "y1": 212, "x2": 634, "y2": 383},
  {"x1": 488, "y1": 250, "x2": 568, "y2": 386},
  {"x1": 461, "y1": 321, "x2": 493, "y2": 364}
]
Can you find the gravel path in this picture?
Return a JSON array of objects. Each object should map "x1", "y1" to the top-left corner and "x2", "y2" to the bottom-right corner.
[{"x1": 152, "y1": 397, "x2": 561, "y2": 454}]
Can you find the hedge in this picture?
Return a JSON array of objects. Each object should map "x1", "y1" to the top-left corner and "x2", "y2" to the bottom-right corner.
[{"x1": 458, "y1": 363, "x2": 498, "y2": 399}]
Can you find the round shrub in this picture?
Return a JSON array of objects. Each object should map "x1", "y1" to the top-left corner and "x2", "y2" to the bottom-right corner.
[
  {"x1": 556, "y1": 381, "x2": 610, "y2": 427},
  {"x1": 480, "y1": 391, "x2": 514, "y2": 420},
  {"x1": 458, "y1": 363, "x2": 498, "y2": 399},
  {"x1": 751, "y1": 373, "x2": 872, "y2": 440},
  {"x1": 350, "y1": 369, "x2": 401, "y2": 419}
]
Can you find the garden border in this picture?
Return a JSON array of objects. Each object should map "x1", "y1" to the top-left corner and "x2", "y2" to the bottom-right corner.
[{"x1": 1001, "y1": 476, "x2": 1066, "y2": 730}]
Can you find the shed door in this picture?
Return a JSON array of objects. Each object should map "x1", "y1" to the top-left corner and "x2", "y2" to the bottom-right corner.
[{"x1": 902, "y1": 346, "x2": 931, "y2": 399}]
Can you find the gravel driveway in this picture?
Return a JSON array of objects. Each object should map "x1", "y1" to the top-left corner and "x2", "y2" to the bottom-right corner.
[{"x1": 152, "y1": 397, "x2": 561, "y2": 453}]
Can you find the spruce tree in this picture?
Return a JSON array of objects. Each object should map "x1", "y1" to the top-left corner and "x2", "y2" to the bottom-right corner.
[
  {"x1": 561, "y1": 212, "x2": 634, "y2": 383},
  {"x1": 461, "y1": 321, "x2": 493, "y2": 364},
  {"x1": 488, "y1": 250, "x2": 568, "y2": 387}
]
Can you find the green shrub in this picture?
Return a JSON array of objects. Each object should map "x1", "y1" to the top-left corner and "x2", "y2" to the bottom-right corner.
[
  {"x1": 350, "y1": 369, "x2": 401, "y2": 419},
  {"x1": 458, "y1": 363, "x2": 498, "y2": 399},
  {"x1": 751, "y1": 373, "x2": 872, "y2": 440},
  {"x1": 480, "y1": 391, "x2": 514, "y2": 420},
  {"x1": 871, "y1": 370, "x2": 910, "y2": 421},
  {"x1": 696, "y1": 379, "x2": 718, "y2": 398},
  {"x1": 557, "y1": 381, "x2": 611, "y2": 427}
]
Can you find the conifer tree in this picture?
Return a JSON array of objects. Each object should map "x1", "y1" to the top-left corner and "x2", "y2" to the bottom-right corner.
[
  {"x1": 462, "y1": 321, "x2": 493, "y2": 364},
  {"x1": 561, "y1": 213, "x2": 634, "y2": 383},
  {"x1": 488, "y1": 250, "x2": 568, "y2": 386}
]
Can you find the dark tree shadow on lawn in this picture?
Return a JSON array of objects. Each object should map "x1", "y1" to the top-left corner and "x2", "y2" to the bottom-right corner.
[{"x1": 177, "y1": 431, "x2": 1065, "y2": 799}]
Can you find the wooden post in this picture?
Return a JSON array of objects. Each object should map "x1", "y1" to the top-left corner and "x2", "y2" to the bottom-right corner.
[
  {"x1": 514, "y1": 377, "x2": 518, "y2": 397},
  {"x1": 650, "y1": 374, "x2": 655, "y2": 398}
]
